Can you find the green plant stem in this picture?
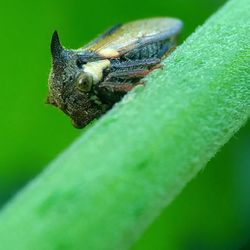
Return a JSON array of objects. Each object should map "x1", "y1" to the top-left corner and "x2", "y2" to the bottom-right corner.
[{"x1": 0, "y1": 0, "x2": 249, "y2": 249}]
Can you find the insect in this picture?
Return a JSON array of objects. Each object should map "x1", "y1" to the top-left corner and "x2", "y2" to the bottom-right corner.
[{"x1": 47, "y1": 17, "x2": 182, "y2": 128}]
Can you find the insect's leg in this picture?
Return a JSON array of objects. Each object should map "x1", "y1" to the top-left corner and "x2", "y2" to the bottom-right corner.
[
  {"x1": 99, "y1": 62, "x2": 162, "y2": 103},
  {"x1": 100, "y1": 81, "x2": 143, "y2": 92},
  {"x1": 105, "y1": 67, "x2": 155, "y2": 81},
  {"x1": 161, "y1": 45, "x2": 176, "y2": 60},
  {"x1": 96, "y1": 81, "x2": 144, "y2": 104},
  {"x1": 111, "y1": 58, "x2": 161, "y2": 70}
]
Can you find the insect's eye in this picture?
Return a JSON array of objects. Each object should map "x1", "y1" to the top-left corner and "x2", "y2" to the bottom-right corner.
[{"x1": 76, "y1": 73, "x2": 93, "y2": 92}]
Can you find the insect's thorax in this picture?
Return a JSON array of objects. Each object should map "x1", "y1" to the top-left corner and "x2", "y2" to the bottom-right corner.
[{"x1": 83, "y1": 59, "x2": 111, "y2": 84}]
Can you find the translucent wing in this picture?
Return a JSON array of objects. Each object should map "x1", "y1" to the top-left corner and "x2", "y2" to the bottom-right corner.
[{"x1": 79, "y1": 18, "x2": 182, "y2": 58}]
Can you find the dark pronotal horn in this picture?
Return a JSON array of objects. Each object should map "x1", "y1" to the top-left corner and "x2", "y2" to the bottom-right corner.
[{"x1": 50, "y1": 30, "x2": 63, "y2": 59}]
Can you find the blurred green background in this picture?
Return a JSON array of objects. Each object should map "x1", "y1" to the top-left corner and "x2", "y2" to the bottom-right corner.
[{"x1": 0, "y1": 0, "x2": 249, "y2": 249}]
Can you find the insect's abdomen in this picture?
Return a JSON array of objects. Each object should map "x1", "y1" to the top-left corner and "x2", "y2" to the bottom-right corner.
[{"x1": 122, "y1": 38, "x2": 175, "y2": 60}]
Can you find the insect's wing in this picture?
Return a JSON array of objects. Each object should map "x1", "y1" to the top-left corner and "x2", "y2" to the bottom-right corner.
[
  {"x1": 83, "y1": 24, "x2": 122, "y2": 49},
  {"x1": 81, "y1": 18, "x2": 182, "y2": 58}
]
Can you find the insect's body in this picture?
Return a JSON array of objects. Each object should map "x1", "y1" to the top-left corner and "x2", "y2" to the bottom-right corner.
[{"x1": 48, "y1": 18, "x2": 182, "y2": 128}]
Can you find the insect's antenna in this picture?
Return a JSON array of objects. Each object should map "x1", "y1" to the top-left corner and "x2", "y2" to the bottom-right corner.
[{"x1": 51, "y1": 30, "x2": 64, "y2": 60}]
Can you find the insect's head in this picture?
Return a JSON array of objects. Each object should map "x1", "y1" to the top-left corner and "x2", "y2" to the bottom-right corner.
[{"x1": 47, "y1": 31, "x2": 102, "y2": 128}]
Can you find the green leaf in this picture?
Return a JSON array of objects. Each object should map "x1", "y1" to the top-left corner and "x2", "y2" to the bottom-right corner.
[{"x1": 0, "y1": 0, "x2": 249, "y2": 249}]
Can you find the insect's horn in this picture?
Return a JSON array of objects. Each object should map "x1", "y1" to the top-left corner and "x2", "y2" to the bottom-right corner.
[{"x1": 50, "y1": 30, "x2": 64, "y2": 60}]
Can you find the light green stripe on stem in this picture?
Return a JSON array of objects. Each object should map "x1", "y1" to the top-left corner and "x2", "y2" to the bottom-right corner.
[{"x1": 0, "y1": 0, "x2": 249, "y2": 249}]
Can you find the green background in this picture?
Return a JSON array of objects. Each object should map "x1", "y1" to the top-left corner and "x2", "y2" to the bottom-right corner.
[{"x1": 0, "y1": 0, "x2": 249, "y2": 249}]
